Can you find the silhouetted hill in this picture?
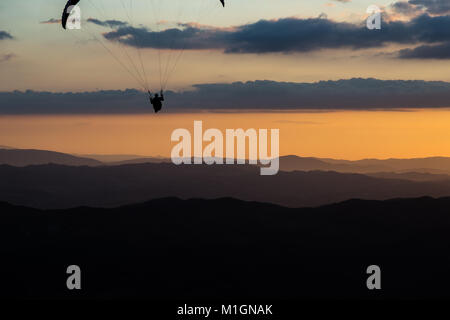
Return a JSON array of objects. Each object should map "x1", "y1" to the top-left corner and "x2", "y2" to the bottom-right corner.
[
  {"x1": 77, "y1": 153, "x2": 450, "y2": 175},
  {"x1": 280, "y1": 155, "x2": 343, "y2": 171},
  {"x1": 2, "y1": 196, "x2": 450, "y2": 299},
  {"x1": 2, "y1": 163, "x2": 450, "y2": 209},
  {"x1": 335, "y1": 157, "x2": 450, "y2": 172},
  {"x1": 4, "y1": 147, "x2": 450, "y2": 176},
  {"x1": 0, "y1": 148, "x2": 102, "y2": 166},
  {"x1": 107, "y1": 157, "x2": 171, "y2": 165},
  {"x1": 280, "y1": 155, "x2": 450, "y2": 174},
  {"x1": 367, "y1": 171, "x2": 450, "y2": 182},
  {"x1": 77, "y1": 154, "x2": 148, "y2": 163}
]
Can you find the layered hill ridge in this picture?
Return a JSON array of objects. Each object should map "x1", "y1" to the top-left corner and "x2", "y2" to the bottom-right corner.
[{"x1": 1, "y1": 162, "x2": 450, "y2": 209}]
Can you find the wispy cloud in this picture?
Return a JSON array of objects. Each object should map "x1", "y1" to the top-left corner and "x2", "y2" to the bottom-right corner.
[
  {"x1": 0, "y1": 30, "x2": 13, "y2": 40},
  {"x1": 40, "y1": 18, "x2": 61, "y2": 25},
  {"x1": 0, "y1": 53, "x2": 15, "y2": 63},
  {"x1": 87, "y1": 18, "x2": 128, "y2": 28}
]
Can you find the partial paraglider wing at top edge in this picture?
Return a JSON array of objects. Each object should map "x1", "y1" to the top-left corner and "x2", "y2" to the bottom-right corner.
[
  {"x1": 62, "y1": 0, "x2": 81, "y2": 29},
  {"x1": 220, "y1": 0, "x2": 225, "y2": 7}
]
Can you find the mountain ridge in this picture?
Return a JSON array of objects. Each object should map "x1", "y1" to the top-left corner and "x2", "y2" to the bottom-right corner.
[
  {"x1": 2, "y1": 162, "x2": 450, "y2": 209},
  {"x1": 3, "y1": 147, "x2": 450, "y2": 175},
  {"x1": 2, "y1": 196, "x2": 450, "y2": 299},
  {"x1": 0, "y1": 148, "x2": 102, "y2": 166}
]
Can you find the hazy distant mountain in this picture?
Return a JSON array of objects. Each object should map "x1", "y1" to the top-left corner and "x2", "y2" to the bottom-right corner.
[
  {"x1": 280, "y1": 155, "x2": 359, "y2": 171},
  {"x1": 0, "y1": 148, "x2": 102, "y2": 166},
  {"x1": 5, "y1": 146, "x2": 450, "y2": 175},
  {"x1": 328, "y1": 157, "x2": 450, "y2": 172},
  {"x1": 101, "y1": 154, "x2": 450, "y2": 174},
  {"x1": 280, "y1": 155, "x2": 450, "y2": 174},
  {"x1": 2, "y1": 162, "x2": 450, "y2": 209},
  {"x1": 107, "y1": 157, "x2": 171, "y2": 166},
  {"x1": 3, "y1": 196, "x2": 450, "y2": 299},
  {"x1": 78, "y1": 154, "x2": 150, "y2": 163},
  {"x1": 0, "y1": 145, "x2": 14, "y2": 149},
  {"x1": 367, "y1": 171, "x2": 450, "y2": 182}
]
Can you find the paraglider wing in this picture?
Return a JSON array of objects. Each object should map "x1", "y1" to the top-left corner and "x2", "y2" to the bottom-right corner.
[
  {"x1": 220, "y1": 0, "x2": 225, "y2": 7},
  {"x1": 62, "y1": 0, "x2": 81, "y2": 29}
]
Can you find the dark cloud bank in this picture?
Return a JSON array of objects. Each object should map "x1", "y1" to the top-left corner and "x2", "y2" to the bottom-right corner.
[
  {"x1": 4, "y1": 79, "x2": 450, "y2": 114},
  {"x1": 391, "y1": 0, "x2": 450, "y2": 15},
  {"x1": 409, "y1": 0, "x2": 450, "y2": 15},
  {"x1": 91, "y1": 11, "x2": 450, "y2": 59}
]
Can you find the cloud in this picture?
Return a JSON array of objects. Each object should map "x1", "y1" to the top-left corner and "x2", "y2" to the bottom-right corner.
[
  {"x1": 0, "y1": 31, "x2": 15, "y2": 63},
  {"x1": 101, "y1": 17, "x2": 381, "y2": 52},
  {"x1": 273, "y1": 120, "x2": 322, "y2": 125},
  {"x1": 0, "y1": 89, "x2": 148, "y2": 115},
  {"x1": 0, "y1": 53, "x2": 16, "y2": 63},
  {"x1": 409, "y1": 0, "x2": 450, "y2": 15},
  {"x1": 394, "y1": 13, "x2": 450, "y2": 59},
  {"x1": 95, "y1": 14, "x2": 450, "y2": 58},
  {"x1": 102, "y1": 24, "x2": 226, "y2": 50},
  {"x1": 174, "y1": 79, "x2": 450, "y2": 110},
  {"x1": 87, "y1": 18, "x2": 128, "y2": 28},
  {"x1": 40, "y1": 17, "x2": 128, "y2": 28},
  {"x1": 390, "y1": 0, "x2": 450, "y2": 17},
  {"x1": 0, "y1": 30, "x2": 13, "y2": 40},
  {"x1": 40, "y1": 18, "x2": 61, "y2": 24},
  {"x1": 399, "y1": 42, "x2": 450, "y2": 59},
  {"x1": 4, "y1": 79, "x2": 450, "y2": 114},
  {"x1": 390, "y1": 1, "x2": 424, "y2": 16}
]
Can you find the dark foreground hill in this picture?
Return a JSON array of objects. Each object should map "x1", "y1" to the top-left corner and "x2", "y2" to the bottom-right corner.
[
  {"x1": 2, "y1": 196, "x2": 450, "y2": 299},
  {"x1": 2, "y1": 163, "x2": 450, "y2": 208}
]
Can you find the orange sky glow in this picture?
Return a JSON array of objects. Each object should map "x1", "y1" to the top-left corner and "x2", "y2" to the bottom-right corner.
[{"x1": 1, "y1": 109, "x2": 450, "y2": 160}]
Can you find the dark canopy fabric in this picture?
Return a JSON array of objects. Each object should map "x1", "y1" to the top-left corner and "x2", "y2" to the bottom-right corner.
[
  {"x1": 61, "y1": 0, "x2": 81, "y2": 30},
  {"x1": 62, "y1": 0, "x2": 223, "y2": 29}
]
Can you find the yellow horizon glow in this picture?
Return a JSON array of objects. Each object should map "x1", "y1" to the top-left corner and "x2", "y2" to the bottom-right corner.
[{"x1": 1, "y1": 109, "x2": 450, "y2": 160}]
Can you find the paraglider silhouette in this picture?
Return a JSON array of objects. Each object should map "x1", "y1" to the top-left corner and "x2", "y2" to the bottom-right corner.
[
  {"x1": 61, "y1": 0, "x2": 226, "y2": 112},
  {"x1": 148, "y1": 90, "x2": 164, "y2": 113}
]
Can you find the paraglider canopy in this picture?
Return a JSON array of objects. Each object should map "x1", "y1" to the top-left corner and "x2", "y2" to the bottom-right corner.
[
  {"x1": 62, "y1": 0, "x2": 224, "y2": 28},
  {"x1": 62, "y1": 0, "x2": 81, "y2": 29},
  {"x1": 62, "y1": 0, "x2": 225, "y2": 30}
]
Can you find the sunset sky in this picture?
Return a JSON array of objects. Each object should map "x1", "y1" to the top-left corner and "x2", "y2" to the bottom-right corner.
[
  {"x1": 1, "y1": 0, "x2": 450, "y2": 159},
  {"x1": 1, "y1": 110, "x2": 450, "y2": 160},
  {"x1": 3, "y1": 0, "x2": 450, "y2": 90}
]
